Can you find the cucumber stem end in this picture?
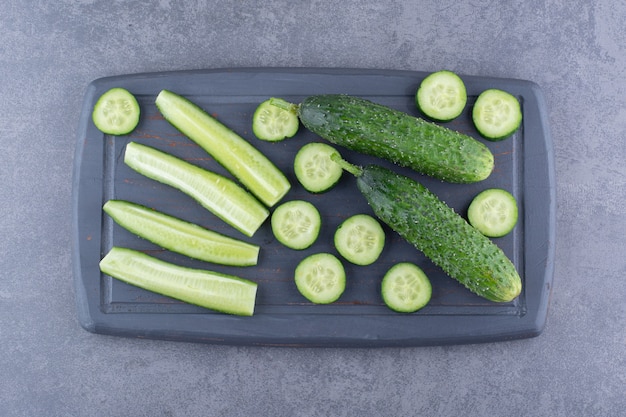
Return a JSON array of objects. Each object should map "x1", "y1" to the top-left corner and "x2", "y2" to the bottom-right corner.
[
  {"x1": 269, "y1": 97, "x2": 299, "y2": 115},
  {"x1": 331, "y1": 153, "x2": 363, "y2": 177}
]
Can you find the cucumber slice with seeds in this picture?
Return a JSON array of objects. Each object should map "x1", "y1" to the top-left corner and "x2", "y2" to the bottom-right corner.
[
  {"x1": 416, "y1": 70, "x2": 467, "y2": 122},
  {"x1": 271, "y1": 200, "x2": 321, "y2": 250},
  {"x1": 467, "y1": 188, "x2": 518, "y2": 237},
  {"x1": 294, "y1": 253, "x2": 346, "y2": 304},
  {"x1": 472, "y1": 89, "x2": 522, "y2": 140},
  {"x1": 104, "y1": 200, "x2": 260, "y2": 266},
  {"x1": 100, "y1": 247, "x2": 257, "y2": 316},
  {"x1": 92, "y1": 87, "x2": 140, "y2": 135},
  {"x1": 124, "y1": 142, "x2": 269, "y2": 237},
  {"x1": 381, "y1": 262, "x2": 432, "y2": 313},
  {"x1": 334, "y1": 214, "x2": 385, "y2": 266},
  {"x1": 252, "y1": 98, "x2": 299, "y2": 141},
  {"x1": 294, "y1": 142, "x2": 343, "y2": 193}
]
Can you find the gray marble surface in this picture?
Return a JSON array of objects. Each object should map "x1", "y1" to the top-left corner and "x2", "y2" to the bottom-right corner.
[{"x1": 1, "y1": 1, "x2": 624, "y2": 416}]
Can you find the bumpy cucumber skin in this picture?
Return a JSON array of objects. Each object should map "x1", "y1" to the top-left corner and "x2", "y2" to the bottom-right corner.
[
  {"x1": 298, "y1": 95, "x2": 494, "y2": 184},
  {"x1": 356, "y1": 164, "x2": 521, "y2": 302}
]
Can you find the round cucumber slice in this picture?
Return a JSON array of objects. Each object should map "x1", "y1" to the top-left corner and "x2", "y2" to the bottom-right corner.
[
  {"x1": 416, "y1": 70, "x2": 467, "y2": 122},
  {"x1": 381, "y1": 262, "x2": 432, "y2": 313},
  {"x1": 472, "y1": 89, "x2": 522, "y2": 141},
  {"x1": 294, "y1": 142, "x2": 343, "y2": 193},
  {"x1": 294, "y1": 253, "x2": 346, "y2": 304},
  {"x1": 252, "y1": 98, "x2": 299, "y2": 141},
  {"x1": 467, "y1": 188, "x2": 518, "y2": 237},
  {"x1": 334, "y1": 214, "x2": 385, "y2": 266},
  {"x1": 92, "y1": 87, "x2": 140, "y2": 135},
  {"x1": 271, "y1": 200, "x2": 321, "y2": 250}
]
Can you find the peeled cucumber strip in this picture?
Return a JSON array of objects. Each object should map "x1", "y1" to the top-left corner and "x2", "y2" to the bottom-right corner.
[
  {"x1": 100, "y1": 247, "x2": 257, "y2": 316},
  {"x1": 155, "y1": 90, "x2": 291, "y2": 207},
  {"x1": 124, "y1": 142, "x2": 269, "y2": 237},
  {"x1": 104, "y1": 200, "x2": 260, "y2": 266}
]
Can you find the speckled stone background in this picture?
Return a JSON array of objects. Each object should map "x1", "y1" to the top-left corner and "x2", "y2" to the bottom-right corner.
[{"x1": 1, "y1": 1, "x2": 624, "y2": 416}]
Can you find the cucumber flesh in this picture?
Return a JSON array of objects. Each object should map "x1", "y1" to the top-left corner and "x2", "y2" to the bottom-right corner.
[
  {"x1": 103, "y1": 200, "x2": 260, "y2": 266},
  {"x1": 294, "y1": 253, "x2": 346, "y2": 304},
  {"x1": 381, "y1": 263, "x2": 432, "y2": 313},
  {"x1": 334, "y1": 214, "x2": 385, "y2": 266},
  {"x1": 271, "y1": 200, "x2": 321, "y2": 250},
  {"x1": 467, "y1": 188, "x2": 518, "y2": 237},
  {"x1": 100, "y1": 247, "x2": 258, "y2": 316},
  {"x1": 92, "y1": 87, "x2": 140, "y2": 135},
  {"x1": 124, "y1": 142, "x2": 269, "y2": 237},
  {"x1": 472, "y1": 89, "x2": 522, "y2": 140},
  {"x1": 155, "y1": 90, "x2": 291, "y2": 207},
  {"x1": 416, "y1": 70, "x2": 467, "y2": 122},
  {"x1": 252, "y1": 98, "x2": 299, "y2": 141},
  {"x1": 294, "y1": 142, "x2": 343, "y2": 193}
]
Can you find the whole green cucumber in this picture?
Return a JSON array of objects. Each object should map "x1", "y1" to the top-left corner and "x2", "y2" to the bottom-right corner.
[
  {"x1": 335, "y1": 157, "x2": 521, "y2": 302},
  {"x1": 296, "y1": 95, "x2": 494, "y2": 183}
]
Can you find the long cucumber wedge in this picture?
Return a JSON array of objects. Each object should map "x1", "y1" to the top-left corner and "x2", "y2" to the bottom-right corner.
[
  {"x1": 100, "y1": 247, "x2": 257, "y2": 316},
  {"x1": 104, "y1": 200, "x2": 260, "y2": 266},
  {"x1": 155, "y1": 90, "x2": 291, "y2": 207},
  {"x1": 276, "y1": 95, "x2": 494, "y2": 183},
  {"x1": 335, "y1": 156, "x2": 521, "y2": 302},
  {"x1": 124, "y1": 142, "x2": 268, "y2": 237}
]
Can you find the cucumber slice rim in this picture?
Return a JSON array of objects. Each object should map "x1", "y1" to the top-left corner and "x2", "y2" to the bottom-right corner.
[
  {"x1": 294, "y1": 142, "x2": 343, "y2": 193},
  {"x1": 416, "y1": 70, "x2": 467, "y2": 122},
  {"x1": 271, "y1": 200, "x2": 321, "y2": 250},
  {"x1": 92, "y1": 87, "x2": 140, "y2": 135},
  {"x1": 381, "y1": 262, "x2": 432, "y2": 313},
  {"x1": 334, "y1": 213, "x2": 385, "y2": 266},
  {"x1": 294, "y1": 252, "x2": 346, "y2": 304},
  {"x1": 467, "y1": 188, "x2": 518, "y2": 237},
  {"x1": 472, "y1": 88, "x2": 522, "y2": 141},
  {"x1": 252, "y1": 98, "x2": 299, "y2": 141}
]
